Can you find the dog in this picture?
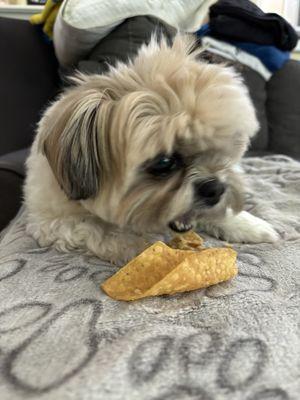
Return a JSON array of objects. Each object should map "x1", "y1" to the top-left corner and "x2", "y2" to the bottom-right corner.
[{"x1": 24, "y1": 35, "x2": 279, "y2": 264}]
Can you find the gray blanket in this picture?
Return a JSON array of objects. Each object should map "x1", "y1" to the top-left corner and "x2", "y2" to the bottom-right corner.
[{"x1": 0, "y1": 155, "x2": 299, "y2": 400}]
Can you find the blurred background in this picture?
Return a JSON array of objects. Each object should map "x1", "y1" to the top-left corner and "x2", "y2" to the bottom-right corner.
[{"x1": 1, "y1": 0, "x2": 299, "y2": 58}]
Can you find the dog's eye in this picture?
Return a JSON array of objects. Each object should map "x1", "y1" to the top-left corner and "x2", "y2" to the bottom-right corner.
[{"x1": 147, "y1": 153, "x2": 183, "y2": 177}]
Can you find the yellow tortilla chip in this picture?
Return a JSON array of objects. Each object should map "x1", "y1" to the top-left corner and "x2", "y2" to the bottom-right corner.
[{"x1": 101, "y1": 241, "x2": 237, "y2": 301}]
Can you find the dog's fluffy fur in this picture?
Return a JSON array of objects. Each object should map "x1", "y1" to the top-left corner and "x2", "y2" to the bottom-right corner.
[{"x1": 24, "y1": 35, "x2": 279, "y2": 264}]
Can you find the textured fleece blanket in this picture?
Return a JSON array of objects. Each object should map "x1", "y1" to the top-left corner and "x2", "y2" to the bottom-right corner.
[{"x1": 0, "y1": 155, "x2": 299, "y2": 400}]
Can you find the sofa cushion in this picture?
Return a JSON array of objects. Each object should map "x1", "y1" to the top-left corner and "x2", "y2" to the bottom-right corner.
[
  {"x1": 266, "y1": 60, "x2": 300, "y2": 159},
  {"x1": 0, "y1": 170, "x2": 23, "y2": 232},
  {"x1": 0, "y1": 17, "x2": 59, "y2": 157},
  {"x1": 240, "y1": 65, "x2": 269, "y2": 151},
  {"x1": 0, "y1": 148, "x2": 29, "y2": 230},
  {"x1": 77, "y1": 16, "x2": 176, "y2": 76}
]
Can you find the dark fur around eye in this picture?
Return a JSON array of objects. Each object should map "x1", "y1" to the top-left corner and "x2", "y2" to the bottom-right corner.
[{"x1": 146, "y1": 153, "x2": 184, "y2": 177}]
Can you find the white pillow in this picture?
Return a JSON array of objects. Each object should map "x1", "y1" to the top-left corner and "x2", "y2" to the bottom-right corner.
[{"x1": 54, "y1": 0, "x2": 217, "y2": 67}]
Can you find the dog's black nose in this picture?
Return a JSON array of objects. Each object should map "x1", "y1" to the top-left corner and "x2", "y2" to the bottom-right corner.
[{"x1": 195, "y1": 179, "x2": 226, "y2": 206}]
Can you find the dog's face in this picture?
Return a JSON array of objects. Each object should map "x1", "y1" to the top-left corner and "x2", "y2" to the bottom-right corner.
[{"x1": 39, "y1": 35, "x2": 258, "y2": 234}]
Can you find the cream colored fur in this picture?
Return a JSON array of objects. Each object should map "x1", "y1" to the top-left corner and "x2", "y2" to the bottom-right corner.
[{"x1": 24, "y1": 35, "x2": 279, "y2": 264}]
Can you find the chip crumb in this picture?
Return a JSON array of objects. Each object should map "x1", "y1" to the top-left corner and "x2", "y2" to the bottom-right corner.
[{"x1": 168, "y1": 231, "x2": 204, "y2": 251}]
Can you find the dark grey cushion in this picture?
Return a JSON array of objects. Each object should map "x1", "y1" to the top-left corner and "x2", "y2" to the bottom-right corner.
[
  {"x1": 0, "y1": 17, "x2": 60, "y2": 231},
  {"x1": 266, "y1": 60, "x2": 300, "y2": 159},
  {"x1": 240, "y1": 66, "x2": 269, "y2": 151},
  {"x1": 82, "y1": 16, "x2": 175, "y2": 74},
  {"x1": 0, "y1": 148, "x2": 29, "y2": 230},
  {"x1": 0, "y1": 17, "x2": 59, "y2": 156},
  {"x1": 65, "y1": 16, "x2": 176, "y2": 79}
]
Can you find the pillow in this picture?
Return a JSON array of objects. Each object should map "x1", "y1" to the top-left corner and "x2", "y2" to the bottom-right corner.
[{"x1": 53, "y1": 0, "x2": 217, "y2": 67}]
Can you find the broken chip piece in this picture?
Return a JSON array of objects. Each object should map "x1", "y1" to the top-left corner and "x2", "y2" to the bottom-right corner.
[
  {"x1": 168, "y1": 230, "x2": 204, "y2": 251},
  {"x1": 101, "y1": 240, "x2": 237, "y2": 301}
]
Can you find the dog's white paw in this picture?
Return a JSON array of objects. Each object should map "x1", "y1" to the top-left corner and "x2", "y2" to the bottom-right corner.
[{"x1": 219, "y1": 211, "x2": 280, "y2": 244}]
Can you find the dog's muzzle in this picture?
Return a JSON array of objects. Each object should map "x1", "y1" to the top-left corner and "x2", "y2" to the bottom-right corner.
[{"x1": 168, "y1": 179, "x2": 226, "y2": 233}]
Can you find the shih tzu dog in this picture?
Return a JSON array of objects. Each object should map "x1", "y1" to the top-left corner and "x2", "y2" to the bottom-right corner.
[{"x1": 24, "y1": 35, "x2": 279, "y2": 264}]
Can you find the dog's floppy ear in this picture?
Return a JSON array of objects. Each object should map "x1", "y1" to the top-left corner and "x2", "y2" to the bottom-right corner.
[{"x1": 40, "y1": 86, "x2": 103, "y2": 200}]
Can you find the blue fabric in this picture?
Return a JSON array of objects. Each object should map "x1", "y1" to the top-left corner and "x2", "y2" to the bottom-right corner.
[
  {"x1": 195, "y1": 23, "x2": 290, "y2": 72},
  {"x1": 230, "y1": 41, "x2": 290, "y2": 72},
  {"x1": 196, "y1": 23, "x2": 211, "y2": 37}
]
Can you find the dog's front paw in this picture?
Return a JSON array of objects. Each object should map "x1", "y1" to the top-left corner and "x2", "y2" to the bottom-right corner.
[{"x1": 219, "y1": 211, "x2": 280, "y2": 244}]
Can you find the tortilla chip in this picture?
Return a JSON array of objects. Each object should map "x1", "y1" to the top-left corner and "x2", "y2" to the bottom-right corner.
[
  {"x1": 168, "y1": 231, "x2": 204, "y2": 251},
  {"x1": 101, "y1": 241, "x2": 237, "y2": 301}
]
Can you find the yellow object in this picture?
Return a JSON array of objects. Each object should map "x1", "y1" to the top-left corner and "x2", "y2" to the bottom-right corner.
[
  {"x1": 101, "y1": 240, "x2": 237, "y2": 301},
  {"x1": 30, "y1": 0, "x2": 62, "y2": 39}
]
